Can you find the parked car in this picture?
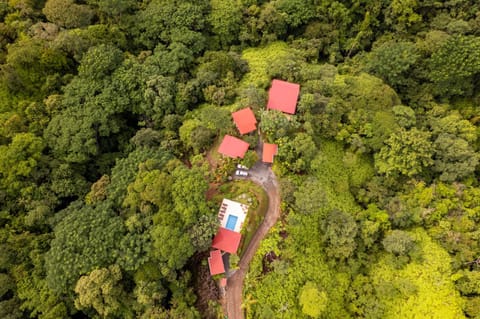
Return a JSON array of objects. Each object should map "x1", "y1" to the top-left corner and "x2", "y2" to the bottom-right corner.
[
  {"x1": 235, "y1": 170, "x2": 248, "y2": 177},
  {"x1": 236, "y1": 164, "x2": 249, "y2": 170}
]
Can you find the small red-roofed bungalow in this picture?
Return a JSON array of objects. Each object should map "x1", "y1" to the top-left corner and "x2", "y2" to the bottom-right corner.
[
  {"x1": 262, "y1": 143, "x2": 278, "y2": 163},
  {"x1": 218, "y1": 135, "x2": 249, "y2": 159},
  {"x1": 208, "y1": 250, "x2": 225, "y2": 275},
  {"x1": 212, "y1": 227, "x2": 242, "y2": 254},
  {"x1": 267, "y1": 79, "x2": 300, "y2": 114},
  {"x1": 232, "y1": 107, "x2": 257, "y2": 135}
]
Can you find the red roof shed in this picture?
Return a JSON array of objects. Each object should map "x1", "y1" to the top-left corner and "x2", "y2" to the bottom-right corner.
[
  {"x1": 212, "y1": 227, "x2": 242, "y2": 254},
  {"x1": 232, "y1": 107, "x2": 257, "y2": 135},
  {"x1": 208, "y1": 250, "x2": 225, "y2": 275},
  {"x1": 218, "y1": 135, "x2": 249, "y2": 159},
  {"x1": 267, "y1": 79, "x2": 300, "y2": 114},
  {"x1": 262, "y1": 143, "x2": 278, "y2": 163}
]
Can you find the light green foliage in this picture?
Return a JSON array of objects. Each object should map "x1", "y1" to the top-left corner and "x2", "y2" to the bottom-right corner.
[
  {"x1": 358, "y1": 204, "x2": 390, "y2": 249},
  {"x1": 342, "y1": 151, "x2": 375, "y2": 189},
  {"x1": 298, "y1": 282, "x2": 328, "y2": 318},
  {"x1": 240, "y1": 42, "x2": 290, "y2": 88},
  {"x1": 430, "y1": 112, "x2": 477, "y2": 143},
  {"x1": 384, "y1": 0, "x2": 422, "y2": 32},
  {"x1": 396, "y1": 182, "x2": 480, "y2": 269},
  {"x1": 0, "y1": 132, "x2": 43, "y2": 197},
  {"x1": 370, "y1": 229, "x2": 464, "y2": 319},
  {"x1": 74, "y1": 265, "x2": 130, "y2": 318},
  {"x1": 310, "y1": 141, "x2": 358, "y2": 214},
  {"x1": 455, "y1": 270, "x2": 480, "y2": 296},
  {"x1": 122, "y1": 168, "x2": 173, "y2": 216},
  {"x1": 416, "y1": 30, "x2": 450, "y2": 55},
  {"x1": 375, "y1": 128, "x2": 433, "y2": 177}
]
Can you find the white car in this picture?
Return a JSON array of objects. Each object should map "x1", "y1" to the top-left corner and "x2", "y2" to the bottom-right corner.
[
  {"x1": 235, "y1": 170, "x2": 248, "y2": 177},
  {"x1": 236, "y1": 164, "x2": 249, "y2": 170}
]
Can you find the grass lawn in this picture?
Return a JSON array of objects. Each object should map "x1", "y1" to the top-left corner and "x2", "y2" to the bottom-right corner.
[{"x1": 213, "y1": 180, "x2": 269, "y2": 258}]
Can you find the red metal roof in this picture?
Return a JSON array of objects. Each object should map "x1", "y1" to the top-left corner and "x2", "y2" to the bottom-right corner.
[
  {"x1": 232, "y1": 107, "x2": 257, "y2": 135},
  {"x1": 208, "y1": 250, "x2": 225, "y2": 275},
  {"x1": 218, "y1": 135, "x2": 249, "y2": 159},
  {"x1": 262, "y1": 143, "x2": 278, "y2": 163},
  {"x1": 267, "y1": 79, "x2": 300, "y2": 114},
  {"x1": 212, "y1": 227, "x2": 242, "y2": 254}
]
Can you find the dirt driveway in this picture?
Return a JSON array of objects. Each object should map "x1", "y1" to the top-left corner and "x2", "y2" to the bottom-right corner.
[{"x1": 225, "y1": 151, "x2": 281, "y2": 319}]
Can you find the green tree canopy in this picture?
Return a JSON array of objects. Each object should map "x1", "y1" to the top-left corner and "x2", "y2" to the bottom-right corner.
[
  {"x1": 428, "y1": 35, "x2": 480, "y2": 96},
  {"x1": 298, "y1": 281, "x2": 328, "y2": 318},
  {"x1": 45, "y1": 202, "x2": 126, "y2": 296},
  {"x1": 375, "y1": 128, "x2": 433, "y2": 178}
]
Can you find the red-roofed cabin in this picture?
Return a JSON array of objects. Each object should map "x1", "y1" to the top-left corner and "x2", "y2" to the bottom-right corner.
[
  {"x1": 262, "y1": 143, "x2": 278, "y2": 163},
  {"x1": 212, "y1": 227, "x2": 242, "y2": 254},
  {"x1": 232, "y1": 107, "x2": 257, "y2": 135},
  {"x1": 267, "y1": 79, "x2": 300, "y2": 114},
  {"x1": 208, "y1": 250, "x2": 225, "y2": 276},
  {"x1": 218, "y1": 135, "x2": 249, "y2": 159}
]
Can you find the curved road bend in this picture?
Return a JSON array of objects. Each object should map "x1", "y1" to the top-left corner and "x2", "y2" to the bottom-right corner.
[{"x1": 225, "y1": 159, "x2": 281, "y2": 319}]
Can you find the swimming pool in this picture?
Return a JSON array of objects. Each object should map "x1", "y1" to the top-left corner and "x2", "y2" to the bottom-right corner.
[{"x1": 225, "y1": 215, "x2": 238, "y2": 231}]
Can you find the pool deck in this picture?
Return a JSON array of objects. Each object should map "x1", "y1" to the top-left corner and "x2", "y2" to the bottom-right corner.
[{"x1": 218, "y1": 198, "x2": 248, "y2": 233}]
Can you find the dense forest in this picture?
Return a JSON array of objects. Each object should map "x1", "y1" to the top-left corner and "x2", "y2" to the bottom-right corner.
[{"x1": 1, "y1": 0, "x2": 480, "y2": 318}]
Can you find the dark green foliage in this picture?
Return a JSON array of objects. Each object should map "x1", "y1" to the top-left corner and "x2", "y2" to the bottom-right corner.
[
  {"x1": 428, "y1": 35, "x2": 480, "y2": 96},
  {"x1": 382, "y1": 230, "x2": 416, "y2": 256},
  {"x1": 322, "y1": 210, "x2": 358, "y2": 260},
  {"x1": 43, "y1": 0, "x2": 94, "y2": 28},
  {"x1": 432, "y1": 133, "x2": 479, "y2": 182},
  {"x1": 367, "y1": 40, "x2": 420, "y2": 88},
  {"x1": 134, "y1": 0, "x2": 207, "y2": 51},
  {"x1": 45, "y1": 201, "x2": 125, "y2": 296}
]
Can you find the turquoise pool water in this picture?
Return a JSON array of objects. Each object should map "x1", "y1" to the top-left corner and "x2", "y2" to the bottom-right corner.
[{"x1": 225, "y1": 215, "x2": 238, "y2": 231}]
